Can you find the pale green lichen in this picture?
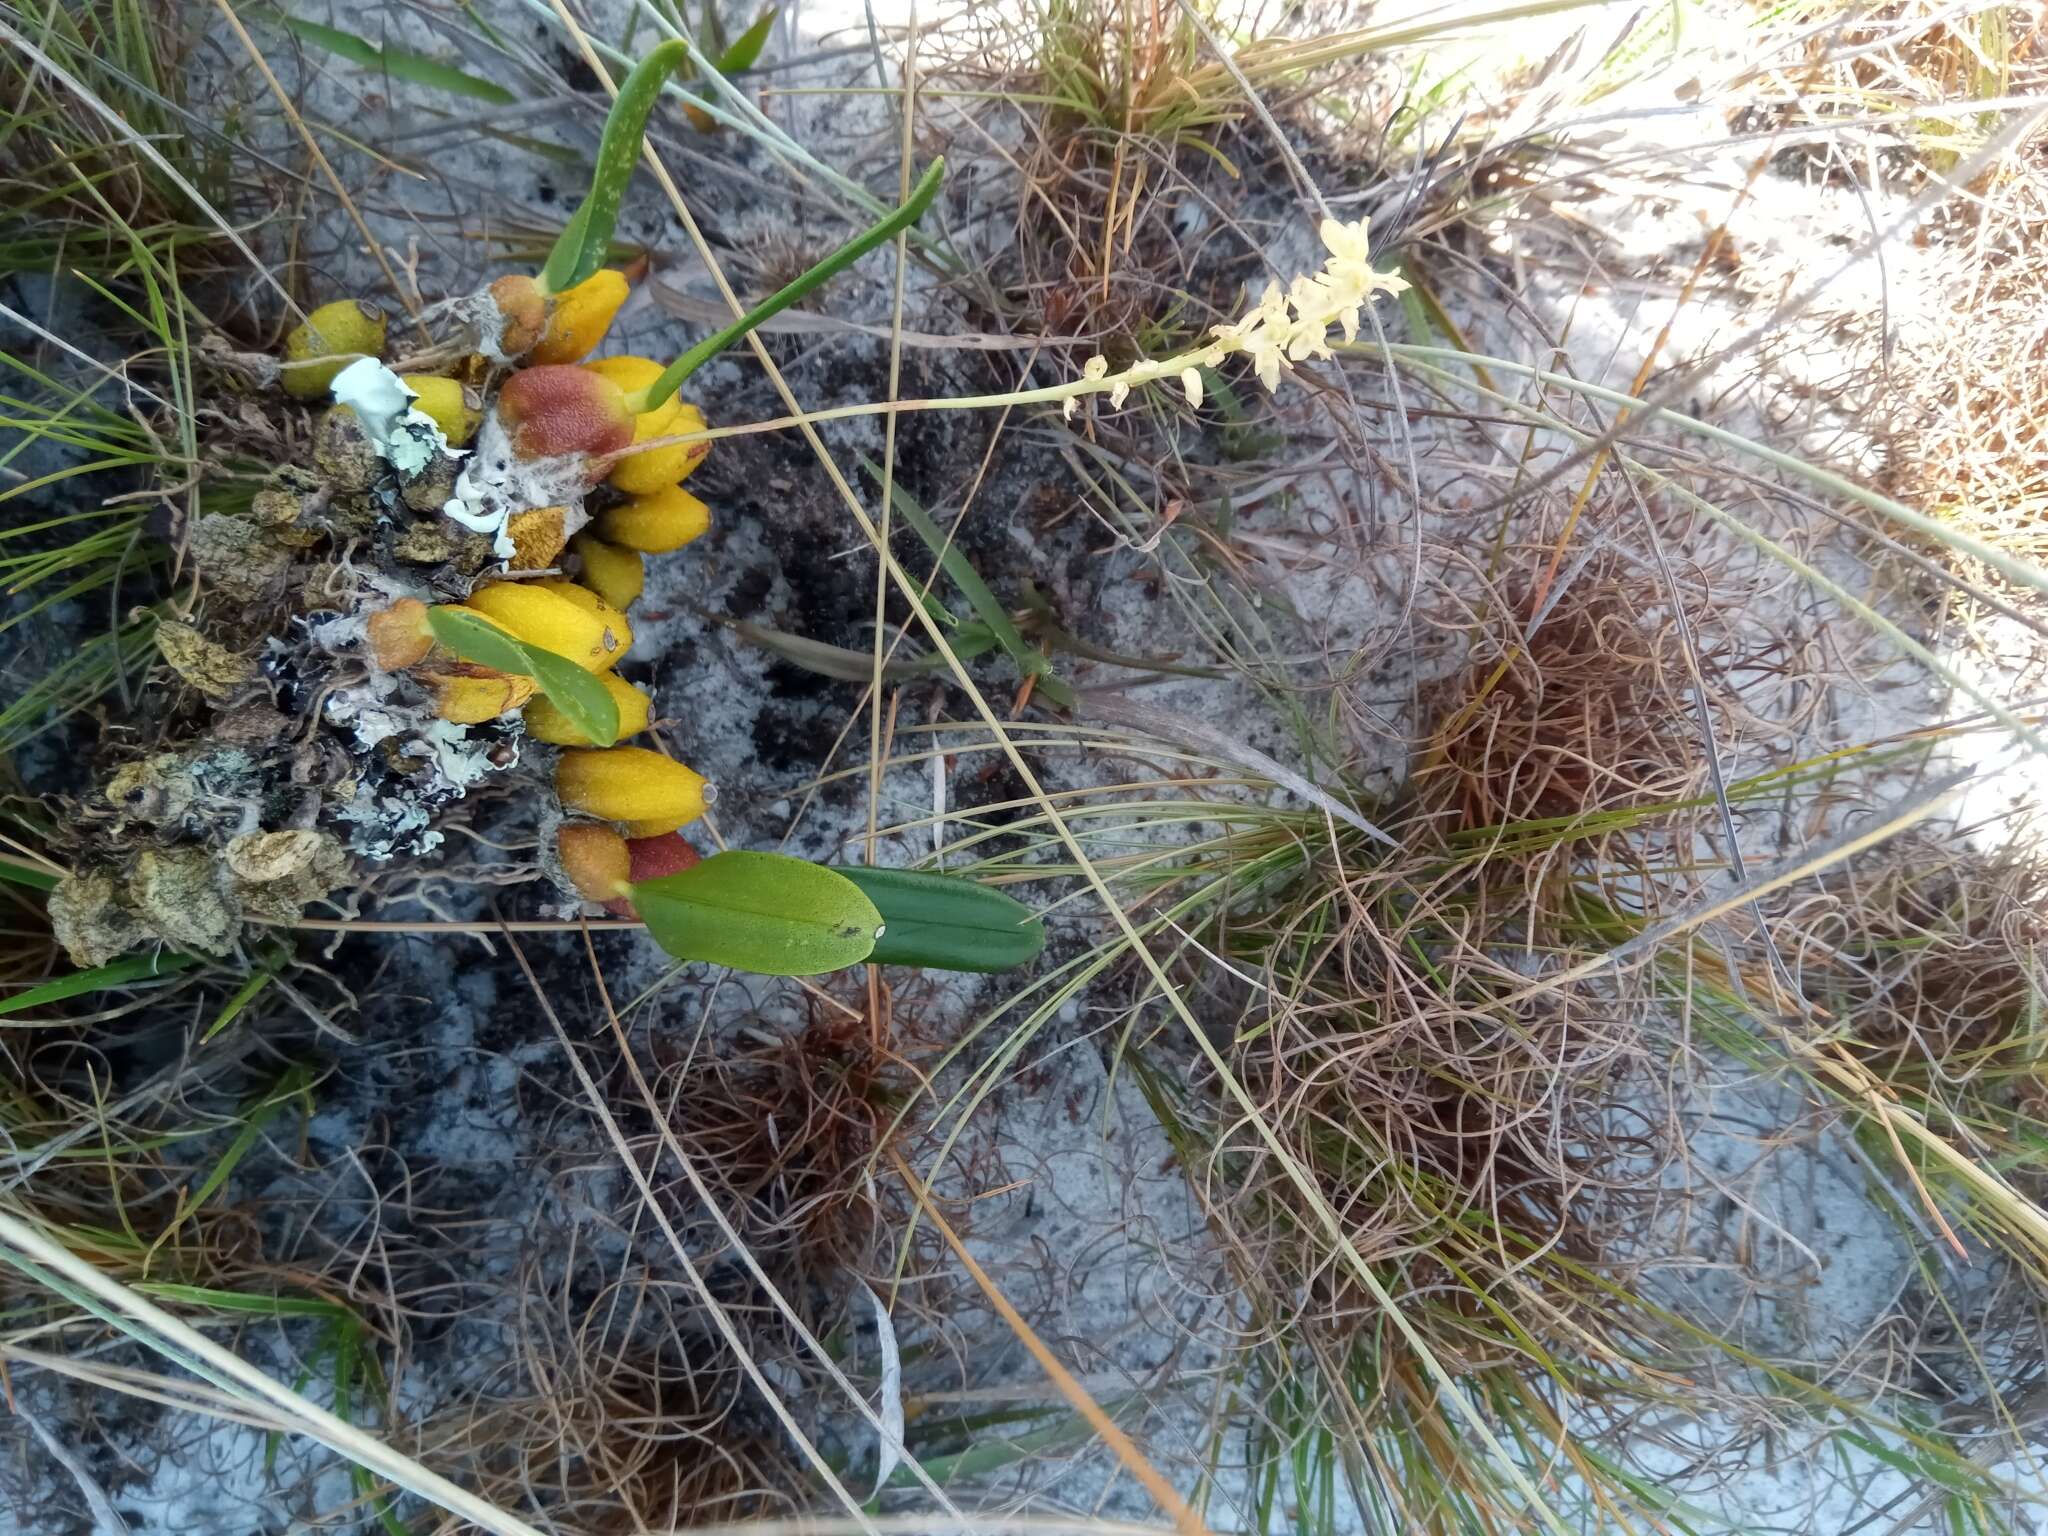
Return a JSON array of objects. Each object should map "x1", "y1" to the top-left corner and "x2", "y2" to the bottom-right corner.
[
  {"x1": 47, "y1": 870, "x2": 143, "y2": 969},
  {"x1": 130, "y1": 848, "x2": 240, "y2": 956},
  {"x1": 330, "y1": 357, "x2": 457, "y2": 479}
]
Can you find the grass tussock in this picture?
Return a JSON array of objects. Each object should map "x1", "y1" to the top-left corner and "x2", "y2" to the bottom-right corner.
[
  {"x1": 1772, "y1": 835, "x2": 2048, "y2": 1147},
  {"x1": 1418, "y1": 550, "x2": 1722, "y2": 837}
]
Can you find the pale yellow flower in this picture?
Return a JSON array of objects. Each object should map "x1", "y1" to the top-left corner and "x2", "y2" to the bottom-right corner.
[{"x1": 1065, "y1": 218, "x2": 1402, "y2": 409}]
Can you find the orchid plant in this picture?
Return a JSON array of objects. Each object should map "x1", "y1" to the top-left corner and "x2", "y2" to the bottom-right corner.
[{"x1": 52, "y1": 41, "x2": 1407, "y2": 984}]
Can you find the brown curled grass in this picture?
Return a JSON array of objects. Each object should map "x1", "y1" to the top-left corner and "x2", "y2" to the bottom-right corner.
[
  {"x1": 1772, "y1": 834, "x2": 2048, "y2": 1110},
  {"x1": 644, "y1": 986, "x2": 912, "y2": 1289},
  {"x1": 426, "y1": 1267, "x2": 798, "y2": 1533}
]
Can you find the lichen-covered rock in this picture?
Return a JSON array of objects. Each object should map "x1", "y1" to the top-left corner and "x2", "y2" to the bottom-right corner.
[{"x1": 47, "y1": 870, "x2": 144, "y2": 968}]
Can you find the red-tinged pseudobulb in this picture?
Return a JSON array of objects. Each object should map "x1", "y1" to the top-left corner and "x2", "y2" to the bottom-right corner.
[
  {"x1": 495, "y1": 365, "x2": 634, "y2": 461},
  {"x1": 603, "y1": 832, "x2": 702, "y2": 917}
]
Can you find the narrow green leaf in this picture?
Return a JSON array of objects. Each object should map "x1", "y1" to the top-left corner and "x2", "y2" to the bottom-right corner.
[
  {"x1": 541, "y1": 40, "x2": 691, "y2": 293},
  {"x1": 859, "y1": 461, "x2": 1074, "y2": 707},
  {"x1": 278, "y1": 15, "x2": 518, "y2": 105},
  {"x1": 716, "y1": 8, "x2": 778, "y2": 73},
  {"x1": 0, "y1": 949, "x2": 201, "y2": 1017},
  {"x1": 701, "y1": 609, "x2": 955, "y2": 683},
  {"x1": 0, "y1": 859, "x2": 59, "y2": 891},
  {"x1": 642, "y1": 159, "x2": 946, "y2": 405},
  {"x1": 201, "y1": 943, "x2": 290, "y2": 1043},
  {"x1": 424, "y1": 605, "x2": 620, "y2": 746},
  {"x1": 131, "y1": 1282, "x2": 351, "y2": 1320},
  {"x1": 833, "y1": 866, "x2": 1045, "y2": 973},
  {"x1": 156, "y1": 1065, "x2": 314, "y2": 1256},
  {"x1": 633, "y1": 852, "x2": 880, "y2": 976}
]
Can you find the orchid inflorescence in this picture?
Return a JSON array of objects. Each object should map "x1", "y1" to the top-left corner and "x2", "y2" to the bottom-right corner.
[{"x1": 1064, "y1": 217, "x2": 1409, "y2": 417}]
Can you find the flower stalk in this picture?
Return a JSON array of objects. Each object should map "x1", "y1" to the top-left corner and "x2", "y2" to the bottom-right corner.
[{"x1": 599, "y1": 218, "x2": 1410, "y2": 452}]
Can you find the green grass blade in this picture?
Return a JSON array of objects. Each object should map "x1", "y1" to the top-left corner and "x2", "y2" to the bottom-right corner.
[
  {"x1": 859, "y1": 458, "x2": 1074, "y2": 707},
  {"x1": 1, "y1": 949, "x2": 201, "y2": 1017}
]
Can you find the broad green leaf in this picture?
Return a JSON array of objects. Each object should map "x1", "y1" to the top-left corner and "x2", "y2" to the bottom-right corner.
[
  {"x1": 423, "y1": 604, "x2": 528, "y2": 673},
  {"x1": 541, "y1": 41, "x2": 691, "y2": 294},
  {"x1": 833, "y1": 866, "x2": 1045, "y2": 973},
  {"x1": 519, "y1": 646, "x2": 619, "y2": 746},
  {"x1": 1, "y1": 948, "x2": 201, "y2": 1017},
  {"x1": 425, "y1": 605, "x2": 619, "y2": 746},
  {"x1": 633, "y1": 852, "x2": 880, "y2": 976},
  {"x1": 716, "y1": 8, "x2": 779, "y2": 73},
  {"x1": 278, "y1": 16, "x2": 518, "y2": 105}
]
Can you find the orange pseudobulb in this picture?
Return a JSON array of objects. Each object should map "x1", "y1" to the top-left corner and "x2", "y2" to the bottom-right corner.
[{"x1": 558, "y1": 822, "x2": 633, "y2": 905}]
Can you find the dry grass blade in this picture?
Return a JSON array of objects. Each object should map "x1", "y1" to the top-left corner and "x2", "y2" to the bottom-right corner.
[
  {"x1": 0, "y1": 1211, "x2": 547, "y2": 1536},
  {"x1": 889, "y1": 1149, "x2": 1211, "y2": 1535}
]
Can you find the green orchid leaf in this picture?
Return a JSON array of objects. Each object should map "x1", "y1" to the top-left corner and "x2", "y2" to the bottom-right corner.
[
  {"x1": 833, "y1": 866, "x2": 1045, "y2": 973},
  {"x1": 278, "y1": 16, "x2": 518, "y2": 105},
  {"x1": 541, "y1": 40, "x2": 691, "y2": 294},
  {"x1": 518, "y1": 646, "x2": 619, "y2": 746},
  {"x1": 423, "y1": 604, "x2": 527, "y2": 672},
  {"x1": 642, "y1": 158, "x2": 945, "y2": 406},
  {"x1": 716, "y1": 8, "x2": 779, "y2": 74},
  {"x1": 424, "y1": 605, "x2": 620, "y2": 746},
  {"x1": 633, "y1": 852, "x2": 881, "y2": 976}
]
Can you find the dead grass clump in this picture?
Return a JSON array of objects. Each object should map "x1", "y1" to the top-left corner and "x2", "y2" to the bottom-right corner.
[
  {"x1": 1416, "y1": 553, "x2": 1713, "y2": 838},
  {"x1": 1179, "y1": 876, "x2": 1671, "y2": 1368},
  {"x1": 438, "y1": 1274, "x2": 798, "y2": 1534},
  {"x1": 650, "y1": 991, "x2": 903, "y2": 1281},
  {"x1": 1766, "y1": 7, "x2": 2048, "y2": 588},
  {"x1": 1899, "y1": 136, "x2": 2048, "y2": 574}
]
